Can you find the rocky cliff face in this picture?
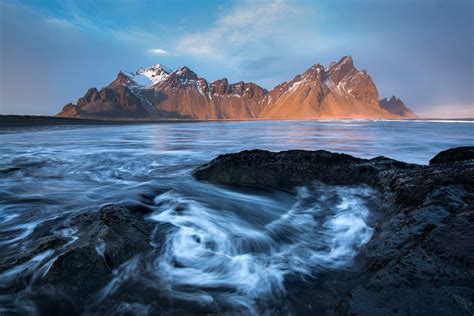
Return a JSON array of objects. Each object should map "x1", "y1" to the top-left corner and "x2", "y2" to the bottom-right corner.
[{"x1": 57, "y1": 56, "x2": 416, "y2": 120}]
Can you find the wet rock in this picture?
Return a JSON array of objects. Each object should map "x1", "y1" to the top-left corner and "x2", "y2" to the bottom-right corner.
[
  {"x1": 429, "y1": 146, "x2": 474, "y2": 165},
  {"x1": 7, "y1": 289, "x2": 79, "y2": 315},
  {"x1": 193, "y1": 149, "x2": 417, "y2": 189},
  {"x1": 194, "y1": 147, "x2": 474, "y2": 315},
  {"x1": 74, "y1": 204, "x2": 154, "y2": 268},
  {"x1": 0, "y1": 235, "x2": 68, "y2": 274},
  {"x1": 42, "y1": 245, "x2": 110, "y2": 305},
  {"x1": 40, "y1": 204, "x2": 154, "y2": 307}
]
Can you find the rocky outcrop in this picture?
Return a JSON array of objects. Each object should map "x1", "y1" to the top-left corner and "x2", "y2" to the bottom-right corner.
[
  {"x1": 19, "y1": 205, "x2": 155, "y2": 314},
  {"x1": 57, "y1": 56, "x2": 416, "y2": 120},
  {"x1": 380, "y1": 95, "x2": 417, "y2": 118},
  {"x1": 193, "y1": 149, "x2": 416, "y2": 189},
  {"x1": 194, "y1": 147, "x2": 474, "y2": 315},
  {"x1": 429, "y1": 146, "x2": 474, "y2": 165}
]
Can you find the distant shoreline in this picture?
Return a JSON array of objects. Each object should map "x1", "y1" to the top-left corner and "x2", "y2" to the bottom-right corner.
[
  {"x1": 0, "y1": 115, "x2": 207, "y2": 127},
  {"x1": 0, "y1": 114, "x2": 472, "y2": 128}
]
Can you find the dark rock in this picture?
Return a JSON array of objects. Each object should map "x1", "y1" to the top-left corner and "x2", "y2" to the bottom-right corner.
[
  {"x1": 72, "y1": 204, "x2": 154, "y2": 269},
  {"x1": 0, "y1": 234, "x2": 68, "y2": 274},
  {"x1": 429, "y1": 146, "x2": 474, "y2": 165},
  {"x1": 40, "y1": 204, "x2": 154, "y2": 306},
  {"x1": 10, "y1": 289, "x2": 79, "y2": 315},
  {"x1": 193, "y1": 149, "x2": 416, "y2": 189},
  {"x1": 42, "y1": 245, "x2": 111, "y2": 305},
  {"x1": 194, "y1": 147, "x2": 474, "y2": 315}
]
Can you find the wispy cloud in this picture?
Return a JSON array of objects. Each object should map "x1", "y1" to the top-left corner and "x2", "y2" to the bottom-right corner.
[
  {"x1": 172, "y1": 0, "x2": 324, "y2": 86},
  {"x1": 176, "y1": 0, "x2": 315, "y2": 61},
  {"x1": 149, "y1": 48, "x2": 170, "y2": 55},
  {"x1": 43, "y1": 17, "x2": 74, "y2": 28}
]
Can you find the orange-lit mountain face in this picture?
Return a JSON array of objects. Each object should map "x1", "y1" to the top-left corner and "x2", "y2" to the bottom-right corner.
[{"x1": 57, "y1": 56, "x2": 417, "y2": 120}]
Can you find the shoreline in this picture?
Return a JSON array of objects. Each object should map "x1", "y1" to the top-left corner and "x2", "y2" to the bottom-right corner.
[
  {"x1": 1, "y1": 146, "x2": 471, "y2": 314},
  {"x1": 0, "y1": 114, "x2": 473, "y2": 128}
]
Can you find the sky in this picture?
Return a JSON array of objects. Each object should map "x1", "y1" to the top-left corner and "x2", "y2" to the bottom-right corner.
[{"x1": 0, "y1": 0, "x2": 473, "y2": 118}]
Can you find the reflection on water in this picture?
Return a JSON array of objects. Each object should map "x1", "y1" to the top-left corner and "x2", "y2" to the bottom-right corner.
[{"x1": 0, "y1": 119, "x2": 472, "y2": 314}]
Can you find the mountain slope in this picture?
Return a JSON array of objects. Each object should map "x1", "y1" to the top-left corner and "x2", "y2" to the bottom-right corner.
[
  {"x1": 259, "y1": 56, "x2": 406, "y2": 119},
  {"x1": 57, "y1": 56, "x2": 416, "y2": 120}
]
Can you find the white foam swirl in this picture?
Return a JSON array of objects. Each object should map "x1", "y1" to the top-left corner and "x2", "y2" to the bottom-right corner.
[{"x1": 146, "y1": 184, "x2": 374, "y2": 313}]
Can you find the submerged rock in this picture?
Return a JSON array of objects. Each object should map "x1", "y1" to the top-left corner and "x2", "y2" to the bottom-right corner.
[
  {"x1": 39, "y1": 205, "x2": 154, "y2": 309},
  {"x1": 193, "y1": 146, "x2": 474, "y2": 315},
  {"x1": 42, "y1": 245, "x2": 111, "y2": 305}
]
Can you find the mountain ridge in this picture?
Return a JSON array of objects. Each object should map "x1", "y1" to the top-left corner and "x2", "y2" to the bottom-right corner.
[{"x1": 57, "y1": 56, "x2": 417, "y2": 120}]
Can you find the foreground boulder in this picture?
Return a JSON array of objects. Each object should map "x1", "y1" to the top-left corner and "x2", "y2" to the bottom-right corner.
[
  {"x1": 194, "y1": 147, "x2": 474, "y2": 315},
  {"x1": 193, "y1": 149, "x2": 417, "y2": 188},
  {"x1": 39, "y1": 205, "x2": 154, "y2": 310},
  {"x1": 429, "y1": 146, "x2": 474, "y2": 165}
]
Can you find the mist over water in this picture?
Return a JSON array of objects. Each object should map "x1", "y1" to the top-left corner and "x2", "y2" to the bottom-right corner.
[{"x1": 0, "y1": 120, "x2": 472, "y2": 313}]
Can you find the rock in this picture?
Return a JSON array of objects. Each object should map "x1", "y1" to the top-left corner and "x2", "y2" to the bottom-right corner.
[
  {"x1": 193, "y1": 149, "x2": 416, "y2": 189},
  {"x1": 429, "y1": 146, "x2": 474, "y2": 165},
  {"x1": 42, "y1": 245, "x2": 111, "y2": 305},
  {"x1": 74, "y1": 204, "x2": 154, "y2": 268},
  {"x1": 40, "y1": 204, "x2": 154, "y2": 307},
  {"x1": 194, "y1": 147, "x2": 474, "y2": 315},
  {"x1": 0, "y1": 235, "x2": 68, "y2": 274}
]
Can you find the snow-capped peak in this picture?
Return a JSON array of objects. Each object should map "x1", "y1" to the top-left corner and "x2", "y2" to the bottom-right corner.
[
  {"x1": 135, "y1": 64, "x2": 171, "y2": 86},
  {"x1": 137, "y1": 63, "x2": 171, "y2": 73}
]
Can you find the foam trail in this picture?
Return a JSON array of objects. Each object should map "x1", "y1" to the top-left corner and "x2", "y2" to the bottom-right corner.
[{"x1": 141, "y1": 184, "x2": 374, "y2": 313}]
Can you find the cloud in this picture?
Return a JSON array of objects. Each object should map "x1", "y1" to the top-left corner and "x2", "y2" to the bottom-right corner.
[
  {"x1": 149, "y1": 48, "x2": 170, "y2": 55},
  {"x1": 42, "y1": 12, "x2": 99, "y2": 32},
  {"x1": 415, "y1": 104, "x2": 474, "y2": 119},
  {"x1": 43, "y1": 18, "x2": 74, "y2": 28},
  {"x1": 176, "y1": 0, "x2": 317, "y2": 62}
]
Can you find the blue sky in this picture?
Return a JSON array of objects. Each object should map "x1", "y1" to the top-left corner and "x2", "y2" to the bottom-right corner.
[{"x1": 0, "y1": 0, "x2": 472, "y2": 117}]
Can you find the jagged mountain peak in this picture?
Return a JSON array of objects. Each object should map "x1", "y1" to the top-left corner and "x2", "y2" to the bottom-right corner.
[
  {"x1": 390, "y1": 95, "x2": 400, "y2": 102},
  {"x1": 380, "y1": 95, "x2": 417, "y2": 117},
  {"x1": 381, "y1": 95, "x2": 403, "y2": 104},
  {"x1": 210, "y1": 78, "x2": 229, "y2": 85},
  {"x1": 302, "y1": 64, "x2": 325, "y2": 79},
  {"x1": 57, "y1": 56, "x2": 417, "y2": 120},
  {"x1": 135, "y1": 64, "x2": 171, "y2": 86},
  {"x1": 109, "y1": 71, "x2": 136, "y2": 87},
  {"x1": 138, "y1": 64, "x2": 171, "y2": 74},
  {"x1": 173, "y1": 66, "x2": 199, "y2": 80},
  {"x1": 327, "y1": 56, "x2": 352, "y2": 72},
  {"x1": 326, "y1": 55, "x2": 358, "y2": 84},
  {"x1": 328, "y1": 55, "x2": 353, "y2": 68}
]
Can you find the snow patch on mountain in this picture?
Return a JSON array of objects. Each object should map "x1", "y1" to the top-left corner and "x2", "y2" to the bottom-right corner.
[{"x1": 136, "y1": 64, "x2": 171, "y2": 86}]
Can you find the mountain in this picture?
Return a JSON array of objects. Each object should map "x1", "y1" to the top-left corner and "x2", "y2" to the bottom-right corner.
[
  {"x1": 57, "y1": 56, "x2": 417, "y2": 120},
  {"x1": 379, "y1": 95, "x2": 417, "y2": 117}
]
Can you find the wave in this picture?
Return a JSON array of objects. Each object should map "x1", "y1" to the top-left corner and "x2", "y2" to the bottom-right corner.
[{"x1": 96, "y1": 183, "x2": 375, "y2": 314}]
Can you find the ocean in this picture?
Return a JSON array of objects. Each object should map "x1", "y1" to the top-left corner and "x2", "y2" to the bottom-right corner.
[{"x1": 0, "y1": 119, "x2": 472, "y2": 313}]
